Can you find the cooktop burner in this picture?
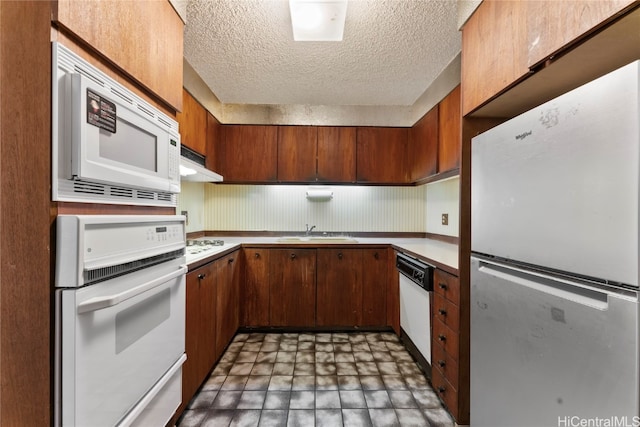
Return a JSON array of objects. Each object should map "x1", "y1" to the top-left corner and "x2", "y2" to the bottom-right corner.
[{"x1": 186, "y1": 239, "x2": 225, "y2": 255}]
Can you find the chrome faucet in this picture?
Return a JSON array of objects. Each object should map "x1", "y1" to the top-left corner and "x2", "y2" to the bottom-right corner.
[{"x1": 305, "y1": 224, "x2": 316, "y2": 236}]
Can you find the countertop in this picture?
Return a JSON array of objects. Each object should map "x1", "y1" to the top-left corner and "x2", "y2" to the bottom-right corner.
[{"x1": 185, "y1": 236, "x2": 459, "y2": 275}]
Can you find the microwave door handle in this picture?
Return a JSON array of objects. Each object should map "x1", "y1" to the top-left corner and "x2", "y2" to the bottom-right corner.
[
  {"x1": 77, "y1": 265, "x2": 187, "y2": 314},
  {"x1": 478, "y1": 261, "x2": 611, "y2": 310}
]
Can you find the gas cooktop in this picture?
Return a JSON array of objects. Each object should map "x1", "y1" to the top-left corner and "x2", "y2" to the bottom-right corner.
[{"x1": 186, "y1": 239, "x2": 225, "y2": 255}]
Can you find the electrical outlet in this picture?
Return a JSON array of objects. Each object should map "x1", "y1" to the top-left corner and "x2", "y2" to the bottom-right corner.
[
  {"x1": 181, "y1": 210, "x2": 189, "y2": 226},
  {"x1": 441, "y1": 213, "x2": 449, "y2": 225}
]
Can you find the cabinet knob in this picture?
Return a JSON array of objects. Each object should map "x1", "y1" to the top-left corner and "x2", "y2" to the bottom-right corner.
[
  {"x1": 439, "y1": 282, "x2": 447, "y2": 290},
  {"x1": 255, "y1": 253, "x2": 260, "y2": 258},
  {"x1": 438, "y1": 309, "x2": 447, "y2": 316},
  {"x1": 438, "y1": 334, "x2": 446, "y2": 342},
  {"x1": 228, "y1": 258, "x2": 234, "y2": 264},
  {"x1": 438, "y1": 386, "x2": 446, "y2": 393},
  {"x1": 374, "y1": 252, "x2": 379, "y2": 260},
  {"x1": 338, "y1": 252, "x2": 343, "y2": 260},
  {"x1": 291, "y1": 253, "x2": 296, "y2": 259},
  {"x1": 438, "y1": 360, "x2": 446, "y2": 368},
  {"x1": 197, "y1": 273, "x2": 206, "y2": 280}
]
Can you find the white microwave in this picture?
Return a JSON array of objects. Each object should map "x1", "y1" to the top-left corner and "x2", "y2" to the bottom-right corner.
[{"x1": 52, "y1": 43, "x2": 181, "y2": 207}]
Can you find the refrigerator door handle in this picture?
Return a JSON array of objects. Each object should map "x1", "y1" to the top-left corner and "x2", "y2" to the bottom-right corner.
[{"x1": 477, "y1": 260, "x2": 628, "y2": 310}]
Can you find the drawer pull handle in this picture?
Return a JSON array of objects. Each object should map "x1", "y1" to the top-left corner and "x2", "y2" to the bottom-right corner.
[
  {"x1": 374, "y1": 252, "x2": 379, "y2": 260},
  {"x1": 438, "y1": 309, "x2": 447, "y2": 316},
  {"x1": 438, "y1": 386, "x2": 446, "y2": 393},
  {"x1": 438, "y1": 360, "x2": 446, "y2": 368},
  {"x1": 255, "y1": 253, "x2": 260, "y2": 258},
  {"x1": 338, "y1": 252, "x2": 343, "y2": 260},
  {"x1": 439, "y1": 282, "x2": 447, "y2": 290},
  {"x1": 197, "y1": 274, "x2": 206, "y2": 280},
  {"x1": 438, "y1": 334, "x2": 446, "y2": 341},
  {"x1": 291, "y1": 253, "x2": 297, "y2": 259}
]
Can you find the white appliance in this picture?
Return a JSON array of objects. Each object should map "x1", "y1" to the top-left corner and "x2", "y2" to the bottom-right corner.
[
  {"x1": 397, "y1": 252, "x2": 433, "y2": 364},
  {"x1": 55, "y1": 215, "x2": 187, "y2": 427},
  {"x1": 180, "y1": 146, "x2": 223, "y2": 183},
  {"x1": 471, "y1": 61, "x2": 640, "y2": 426},
  {"x1": 52, "y1": 42, "x2": 181, "y2": 207}
]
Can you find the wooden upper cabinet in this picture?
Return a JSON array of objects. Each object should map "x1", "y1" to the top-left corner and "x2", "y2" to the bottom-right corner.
[
  {"x1": 317, "y1": 127, "x2": 357, "y2": 183},
  {"x1": 356, "y1": 127, "x2": 410, "y2": 184},
  {"x1": 176, "y1": 90, "x2": 207, "y2": 156},
  {"x1": 206, "y1": 112, "x2": 222, "y2": 172},
  {"x1": 277, "y1": 126, "x2": 318, "y2": 182},
  {"x1": 527, "y1": 0, "x2": 636, "y2": 68},
  {"x1": 438, "y1": 85, "x2": 461, "y2": 173},
  {"x1": 461, "y1": 0, "x2": 529, "y2": 115},
  {"x1": 408, "y1": 105, "x2": 438, "y2": 182},
  {"x1": 53, "y1": 0, "x2": 184, "y2": 110},
  {"x1": 219, "y1": 125, "x2": 278, "y2": 182}
]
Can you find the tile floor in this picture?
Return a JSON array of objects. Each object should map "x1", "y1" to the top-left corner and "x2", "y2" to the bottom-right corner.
[{"x1": 177, "y1": 331, "x2": 455, "y2": 427}]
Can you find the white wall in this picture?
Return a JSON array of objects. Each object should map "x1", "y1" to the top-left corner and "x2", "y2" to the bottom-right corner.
[{"x1": 178, "y1": 179, "x2": 461, "y2": 236}]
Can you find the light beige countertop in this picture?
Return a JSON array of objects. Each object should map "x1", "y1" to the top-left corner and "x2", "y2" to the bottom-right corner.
[{"x1": 185, "y1": 236, "x2": 459, "y2": 274}]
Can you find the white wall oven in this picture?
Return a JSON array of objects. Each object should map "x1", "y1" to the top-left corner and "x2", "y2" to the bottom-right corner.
[
  {"x1": 55, "y1": 215, "x2": 187, "y2": 427},
  {"x1": 52, "y1": 42, "x2": 181, "y2": 207}
]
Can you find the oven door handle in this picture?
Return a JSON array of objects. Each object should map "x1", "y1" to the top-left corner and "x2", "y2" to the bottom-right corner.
[{"x1": 77, "y1": 266, "x2": 187, "y2": 314}]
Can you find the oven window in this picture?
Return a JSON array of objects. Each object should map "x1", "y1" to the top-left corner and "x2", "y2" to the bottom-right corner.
[
  {"x1": 115, "y1": 288, "x2": 170, "y2": 354},
  {"x1": 99, "y1": 116, "x2": 158, "y2": 172}
]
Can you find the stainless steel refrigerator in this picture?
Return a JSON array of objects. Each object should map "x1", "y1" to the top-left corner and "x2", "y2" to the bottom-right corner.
[{"x1": 471, "y1": 60, "x2": 640, "y2": 426}]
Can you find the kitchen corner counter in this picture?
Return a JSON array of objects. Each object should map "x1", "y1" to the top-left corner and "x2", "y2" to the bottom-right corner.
[{"x1": 185, "y1": 235, "x2": 459, "y2": 274}]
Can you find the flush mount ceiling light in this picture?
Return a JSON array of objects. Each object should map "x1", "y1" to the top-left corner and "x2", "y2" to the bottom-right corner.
[{"x1": 289, "y1": 0, "x2": 348, "y2": 41}]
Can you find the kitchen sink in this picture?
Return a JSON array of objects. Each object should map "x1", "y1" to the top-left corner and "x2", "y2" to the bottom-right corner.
[{"x1": 276, "y1": 236, "x2": 358, "y2": 243}]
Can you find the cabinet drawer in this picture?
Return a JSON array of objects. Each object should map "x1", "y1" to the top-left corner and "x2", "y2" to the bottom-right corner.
[
  {"x1": 431, "y1": 341, "x2": 459, "y2": 389},
  {"x1": 432, "y1": 367, "x2": 459, "y2": 418},
  {"x1": 433, "y1": 269, "x2": 460, "y2": 305},
  {"x1": 432, "y1": 318, "x2": 459, "y2": 360},
  {"x1": 433, "y1": 292, "x2": 459, "y2": 332}
]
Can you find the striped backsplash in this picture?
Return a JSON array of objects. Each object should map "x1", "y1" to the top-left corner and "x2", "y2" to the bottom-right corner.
[{"x1": 178, "y1": 178, "x2": 459, "y2": 236}]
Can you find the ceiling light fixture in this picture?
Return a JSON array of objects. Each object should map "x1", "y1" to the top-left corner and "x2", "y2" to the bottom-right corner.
[{"x1": 289, "y1": 0, "x2": 348, "y2": 41}]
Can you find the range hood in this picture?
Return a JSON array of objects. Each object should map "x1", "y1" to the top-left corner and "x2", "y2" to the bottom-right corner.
[{"x1": 180, "y1": 147, "x2": 223, "y2": 183}]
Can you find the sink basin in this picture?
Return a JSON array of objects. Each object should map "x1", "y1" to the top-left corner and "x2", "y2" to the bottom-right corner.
[{"x1": 276, "y1": 236, "x2": 358, "y2": 243}]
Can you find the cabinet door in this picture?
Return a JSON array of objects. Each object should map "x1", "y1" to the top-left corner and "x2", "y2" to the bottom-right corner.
[
  {"x1": 356, "y1": 127, "x2": 409, "y2": 183},
  {"x1": 438, "y1": 85, "x2": 461, "y2": 173},
  {"x1": 220, "y1": 125, "x2": 278, "y2": 182},
  {"x1": 206, "y1": 112, "x2": 222, "y2": 172},
  {"x1": 269, "y1": 249, "x2": 316, "y2": 327},
  {"x1": 317, "y1": 127, "x2": 356, "y2": 182},
  {"x1": 54, "y1": 0, "x2": 183, "y2": 110},
  {"x1": 277, "y1": 126, "x2": 318, "y2": 182},
  {"x1": 216, "y1": 252, "x2": 240, "y2": 359},
  {"x1": 408, "y1": 106, "x2": 438, "y2": 182},
  {"x1": 461, "y1": 0, "x2": 529, "y2": 115},
  {"x1": 242, "y1": 248, "x2": 270, "y2": 327},
  {"x1": 317, "y1": 249, "x2": 363, "y2": 326},
  {"x1": 177, "y1": 89, "x2": 207, "y2": 156},
  {"x1": 527, "y1": 0, "x2": 635, "y2": 68},
  {"x1": 361, "y1": 248, "x2": 388, "y2": 326}
]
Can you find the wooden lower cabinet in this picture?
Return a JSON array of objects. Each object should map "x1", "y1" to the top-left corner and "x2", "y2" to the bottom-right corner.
[
  {"x1": 242, "y1": 248, "x2": 270, "y2": 326},
  {"x1": 317, "y1": 249, "x2": 363, "y2": 326},
  {"x1": 215, "y1": 252, "x2": 240, "y2": 360},
  {"x1": 182, "y1": 262, "x2": 217, "y2": 414},
  {"x1": 269, "y1": 249, "x2": 316, "y2": 327},
  {"x1": 362, "y1": 248, "x2": 388, "y2": 326}
]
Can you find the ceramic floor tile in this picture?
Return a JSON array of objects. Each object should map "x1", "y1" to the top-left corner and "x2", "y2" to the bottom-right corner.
[
  {"x1": 316, "y1": 390, "x2": 341, "y2": 409},
  {"x1": 264, "y1": 391, "x2": 291, "y2": 409},
  {"x1": 287, "y1": 409, "x2": 315, "y2": 427},
  {"x1": 183, "y1": 331, "x2": 451, "y2": 427},
  {"x1": 342, "y1": 409, "x2": 373, "y2": 427},
  {"x1": 237, "y1": 391, "x2": 267, "y2": 409},
  {"x1": 231, "y1": 409, "x2": 262, "y2": 427},
  {"x1": 315, "y1": 409, "x2": 343, "y2": 427},
  {"x1": 395, "y1": 408, "x2": 429, "y2": 426},
  {"x1": 257, "y1": 410, "x2": 288, "y2": 427},
  {"x1": 200, "y1": 409, "x2": 235, "y2": 427}
]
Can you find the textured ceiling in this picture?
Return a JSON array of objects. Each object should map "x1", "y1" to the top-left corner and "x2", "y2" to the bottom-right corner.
[{"x1": 183, "y1": 0, "x2": 462, "y2": 109}]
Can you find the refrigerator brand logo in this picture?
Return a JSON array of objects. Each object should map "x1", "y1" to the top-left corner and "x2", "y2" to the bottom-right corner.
[{"x1": 515, "y1": 131, "x2": 533, "y2": 141}]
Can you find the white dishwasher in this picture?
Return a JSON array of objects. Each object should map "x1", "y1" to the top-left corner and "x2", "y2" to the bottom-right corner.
[{"x1": 397, "y1": 252, "x2": 434, "y2": 363}]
